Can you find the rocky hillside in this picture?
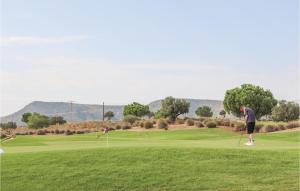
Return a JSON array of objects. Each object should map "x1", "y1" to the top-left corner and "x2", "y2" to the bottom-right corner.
[{"x1": 1, "y1": 99, "x2": 224, "y2": 125}]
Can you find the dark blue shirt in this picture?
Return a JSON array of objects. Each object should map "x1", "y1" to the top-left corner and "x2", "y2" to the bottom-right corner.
[{"x1": 245, "y1": 107, "x2": 256, "y2": 123}]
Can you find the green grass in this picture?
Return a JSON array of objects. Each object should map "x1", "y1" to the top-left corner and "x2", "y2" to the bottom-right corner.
[{"x1": 1, "y1": 128, "x2": 299, "y2": 191}]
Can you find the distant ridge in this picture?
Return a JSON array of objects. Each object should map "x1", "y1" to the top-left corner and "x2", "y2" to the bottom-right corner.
[{"x1": 0, "y1": 99, "x2": 224, "y2": 125}]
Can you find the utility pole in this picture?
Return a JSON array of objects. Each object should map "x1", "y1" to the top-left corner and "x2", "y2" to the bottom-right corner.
[
  {"x1": 102, "y1": 102, "x2": 105, "y2": 121},
  {"x1": 69, "y1": 101, "x2": 74, "y2": 124}
]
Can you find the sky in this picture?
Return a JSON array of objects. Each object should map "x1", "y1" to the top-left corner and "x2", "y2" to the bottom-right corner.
[{"x1": 0, "y1": 0, "x2": 299, "y2": 116}]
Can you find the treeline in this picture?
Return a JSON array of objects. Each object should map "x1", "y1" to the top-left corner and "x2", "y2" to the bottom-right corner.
[{"x1": 21, "y1": 112, "x2": 66, "y2": 129}]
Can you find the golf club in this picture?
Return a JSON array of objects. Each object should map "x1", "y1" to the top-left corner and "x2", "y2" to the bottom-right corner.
[{"x1": 237, "y1": 125, "x2": 245, "y2": 146}]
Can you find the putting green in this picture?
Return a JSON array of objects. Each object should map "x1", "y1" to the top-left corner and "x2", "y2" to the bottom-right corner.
[{"x1": 1, "y1": 128, "x2": 299, "y2": 191}]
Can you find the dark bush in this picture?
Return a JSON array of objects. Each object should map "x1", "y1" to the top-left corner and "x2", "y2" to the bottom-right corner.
[
  {"x1": 152, "y1": 120, "x2": 157, "y2": 125},
  {"x1": 158, "y1": 119, "x2": 168, "y2": 129},
  {"x1": 205, "y1": 120, "x2": 217, "y2": 128},
  {"x1": 121, "y1": 124, "x2": 132, "y2": 130},
  {"x1": 37, "y1": 130, "x2": 46, "y2": 135},
  {"x1": 139, "y1": 122, "x2": 144, "y2": 128},
  {"x1": 144, "y1": 121, "x2": 154, "y2": 129},
  {"x1": 0, "y1": 133, "x2": 7, "y2": 139},
  {"x1": 76, "y1": 131, "x2": 84, "y2": 134},
  {"x1": 65, "y1": 130, "x2": 73, "y2": 136},
  {"x1": 59, "y1": 130, "x2": 65, "y2": 134},
  {"x1": 55, "y1": 129, "x2": 60, "y2": 134},
  {"x1": 115, "y1": 125, "x2": 122, "y2": 130},
  {"x1": 195, "y1": 122, "x2": 204, "y2": 128}
]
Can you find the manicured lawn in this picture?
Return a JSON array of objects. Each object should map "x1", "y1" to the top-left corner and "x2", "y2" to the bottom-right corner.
[{"x1": 1, "y1": 128, "x2": 299, "y2": 191}]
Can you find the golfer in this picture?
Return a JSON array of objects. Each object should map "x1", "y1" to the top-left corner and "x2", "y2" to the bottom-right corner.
[{"x1": 240, "y1": 105, "x2": 256, "y2": 146}]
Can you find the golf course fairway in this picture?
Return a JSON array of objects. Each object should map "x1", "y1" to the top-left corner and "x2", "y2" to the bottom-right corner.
[{"x1": 1, "y1": 128, "x2": 299, "y2": 191}]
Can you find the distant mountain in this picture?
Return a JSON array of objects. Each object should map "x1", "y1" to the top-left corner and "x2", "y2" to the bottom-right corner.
[{"x1": 0, "y1": 99, "x2": 224, "y2": 125}]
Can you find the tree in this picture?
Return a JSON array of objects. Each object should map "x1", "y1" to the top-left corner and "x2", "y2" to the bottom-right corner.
[
  {"x1": 271, "y1": 100, "x2": 299, "y2": 122},
  {"x1": 123, "y1": 102, "x2": 150, "y2": 117},
  {"x1": 104, "y1": 111, "x2": 115, "y2": 120},
  {"x1": 195, "y1": 106, "x2": 213, "y2": 117},
  {"x1": 27, "y1": 113, "x2": 50, "y2": 129},
  {"x1": 0, "y1": 122, "x2": 17, "y2": 130},
  {"x1": 49, "y1": 116, "x2": 67, "y2": 125},
  {"x1": 219, "y1": 110, "x2": 226, "y2": 118},
  {"x1": 223, "y1": 84, "x2": 277, "y2": 119},
  {"x1": 22, "y1": 112, "x2": 32, "y2": 123},
  {"x1": 160, "y1": 97, "x2": 190, "y2": 122}
]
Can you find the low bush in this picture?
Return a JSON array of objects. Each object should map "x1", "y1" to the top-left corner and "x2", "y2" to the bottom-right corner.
[
  {"x1": 37, "y1": 130, "x2": 46, "y2": 135},
  {"x1": 144, "y1": 121, "x2": 154, "y2": 129},
  {"x1": 259, "y1": 125, "x2": 275, "y2": 133},
  {"x1": 186, "y1": 119, "x2": 195, "y2": 126},
  {"x1": 158, "y1": 119, "x2": 168, "y2": 129},
  {"x1": 0, "y1": 133, "x2": 7, "y2": 139},
  {"x1": 195, "y1": 122, "x2": 204, "y2": 128},
  {"x1": 54, "y1": 129, "x2": 60, "y2": 134},
  {"x1": 176, "y1": 118, "x2": 185, "y2": 124},
  {"x1": 232, "y1": 122, "x2": 245, "y2": 132},
  {"x1": 139, "y1": 121, "x2": 144, "y2": 128},
  {"x1": 59, "y1": 130, "x2": 65, "y2": 134},
  {"x1": 65, "y1": 130, "x2": 73, "y2": 136},
  {"x1": 152, "y1": 120, "x2": 157, "y2": 125},
  {"x1": 205, "y1": 121, "x2": 217, "y2": 128},
  {"x1": 286, "y1": 121, "x2": 300, "y2": 129},
  {"x1": 123, "y1": 115, "x2": 140, "y2": 125},
  {"x1": 121, "y1": 123, "x2": 131, "y2": 130},
  {"x1": 115, "y1": 125, "x2": 121, "y2": 130},
  {"x1": 76, "y1": 131, "x2": 84, "y2": 134},
  {"x1": 254, "y1": 123, "x2": 264, "y2": 132},
  {"x1": 15, "y1": 132, "x2": 26, "y2": 135}
]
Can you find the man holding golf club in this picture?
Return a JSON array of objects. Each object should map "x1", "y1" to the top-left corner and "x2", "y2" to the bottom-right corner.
[{"x1": 240, "y1": 105, "x2": 256, "y2": 146}]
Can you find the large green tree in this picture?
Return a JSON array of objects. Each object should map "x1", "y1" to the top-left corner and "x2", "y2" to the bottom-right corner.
[
  {"x1": 195, "y1": 106, "x2": 213, "y2": 117},
  {"x1": 123, "y1": 102, "x2": 150, "y2": 117},
  {"x1": 22, "y1": 112, "x2": 32, "y2": 123},
  {"x1": 271, "y1": 100, "x2": 299, "y2": 122},
  {"x1": 27, "y1": 113, "x2": 50, "y2": 129},
  {"x1": 223, "y1": 84, "x2": 277, "y2": 119},
  {"x1": 160, "y1": 97, "x2": 190, "y2": 122}
]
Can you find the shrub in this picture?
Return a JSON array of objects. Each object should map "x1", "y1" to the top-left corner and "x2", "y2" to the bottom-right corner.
[
  {"x1": 123, "y1": 115, "x2": 140, "y2": 125},
  {"x1": 176, "y1": 118, "x2": 185, "y2": 124},
  {"x1": 139, "y1": 122, "x2": 144, "y2": 128},
  {"x1": 260, "y1": 125, "x2": 275, "y2": 133},
  {"x1": 233, "y1": 122, "x2": 245, "y2": 131},
  {"x1": 152, "y1": 120, "x2": 157, "y2": 125},
  {"x1": 121, "y1": 124, "x2": 132, "y2": 130},
  {"x1": 286, "y1": 121, "x2": 300, "y2": 129},
  {"x1": 206, "y1": 121, "x2": 217, "y2": 128},
  {"x1": 37, "y1": 130, "x2": 46, "y2": 135},
  {"x1": 65, "y1": 130, "x2": 73, "y2": 136},
  {"x1": 254, "y1": 123, "x2": 264, "y2": 132},
  {"x1": 195, "y1": 121, "x2": 204, "y2": 128},
  {"x1": 277, "y1": 122, "x2": 287, "y2": 130},
  {"x1": 0, "y1": 133, "x2": 7, "y2": 139},
  {"x1": 158, "y1": 119, "x2": 168, "y2": 129},
  {"x1": 76, "y1": 131, "x2": 84, "y2": 134},
  {"x1": 59, "y1": 130, "x2": 65, "y2": 134},
  {"x1": 115, "y1": 125, "x2": 121, "y2": 130},
  {"x1": 186, "y1": 119, "x2": 194, "y2": 126},
  {"x1": 55, "y1": 129, "x2": 60, "y2": 134},
  {"x1": 144, "y1": 121, "x2": 154, "y2": 129}
]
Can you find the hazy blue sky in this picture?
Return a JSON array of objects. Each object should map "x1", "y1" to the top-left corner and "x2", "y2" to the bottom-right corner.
[{"x1": 0, "y1": 0, "x2": 299, "y2": 116}]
